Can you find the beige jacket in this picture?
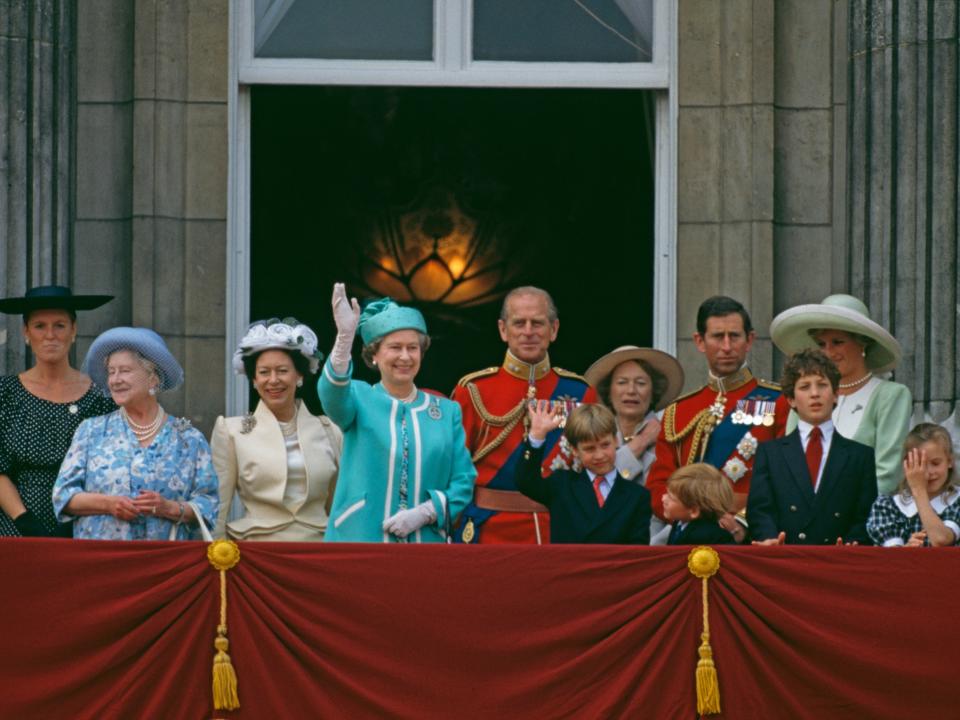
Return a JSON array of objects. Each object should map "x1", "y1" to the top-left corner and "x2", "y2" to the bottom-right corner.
[{"x1": 212, "y1": 401, "x2": 341, "y2": 541}]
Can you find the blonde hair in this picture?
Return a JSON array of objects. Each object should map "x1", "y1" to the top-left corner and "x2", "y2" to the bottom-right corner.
[
  {"x1": 898, "y1": 423, "x2": 958, "y2": 498},
  {"x1": 563, "y1": 403, "x2": 617, "y2": 447},
  {"x1": 667, "y1": 463, "x2": 735, "y2": 520}
]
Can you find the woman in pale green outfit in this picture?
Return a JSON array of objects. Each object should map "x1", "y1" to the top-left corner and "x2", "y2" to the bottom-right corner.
[{"x1": 771, "y1": 294, "x2": 912, "y2": 495}]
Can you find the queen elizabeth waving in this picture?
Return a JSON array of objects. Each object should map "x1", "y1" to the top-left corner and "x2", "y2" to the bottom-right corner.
[{"x1": 319, "y1": 283, "x2": 476, "y2": 542}]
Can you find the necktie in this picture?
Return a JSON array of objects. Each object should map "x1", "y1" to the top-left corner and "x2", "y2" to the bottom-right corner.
[
  {"x1": 806, "y1": 426, "x2": 823, "y2": 488},
  {"x1": 593, "y1": 476, "x2": 606, "y2": 508}
]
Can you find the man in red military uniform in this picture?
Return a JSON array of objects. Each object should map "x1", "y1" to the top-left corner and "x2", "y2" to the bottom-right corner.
[
  {"x1": 647, "y1": 296, "x2": 790, "y2": 540},
  {"x1": 452, "y1": 287, "x2": 596, "y2": 544}
]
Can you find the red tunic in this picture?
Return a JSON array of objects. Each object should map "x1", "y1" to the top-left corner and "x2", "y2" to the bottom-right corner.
[
  {"x1": 646, "y1": 369, "x2": 790, "y2": 521},
  {"x1": 451, "y1": 353, "x2": 597, "y2": 544}
]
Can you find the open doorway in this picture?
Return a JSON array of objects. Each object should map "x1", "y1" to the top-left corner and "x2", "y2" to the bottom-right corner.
[{"x1": 250, "y1": 85, "x2": 655, "y2": 399}]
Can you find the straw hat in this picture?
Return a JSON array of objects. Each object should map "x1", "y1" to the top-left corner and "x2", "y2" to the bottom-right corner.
[
  {"x1": 83, "y1": 327, "x2": 184, "y2": 392},
  {"x1": 770, "y1": 294, "x2": 901, "y2": 373},
  {"x1": 584, "y1": 346, "x2": 685, "y2": 411}
]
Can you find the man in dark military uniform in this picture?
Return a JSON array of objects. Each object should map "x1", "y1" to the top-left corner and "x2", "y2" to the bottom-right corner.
[
  {"x1": 451, "y1": 287, "x2": 596, "y2": 544},
  {"x1": 646, "y1": 296, "x2": 790, "y2": 539}
]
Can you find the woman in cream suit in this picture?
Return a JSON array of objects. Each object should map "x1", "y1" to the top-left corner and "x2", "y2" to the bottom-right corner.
[{"x1": 212, "y1": 319, "x2": 342, "y2": 541}]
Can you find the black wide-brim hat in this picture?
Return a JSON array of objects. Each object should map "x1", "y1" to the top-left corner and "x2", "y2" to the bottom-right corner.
[{"x1": 0, "y1": 285, "x2": 113, "y2": 315}]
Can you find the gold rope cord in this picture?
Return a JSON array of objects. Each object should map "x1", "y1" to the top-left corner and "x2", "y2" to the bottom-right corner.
[
  {"x1": 688, "y1": 546, "x2": 721, "y2": 715},
  {"x1": 465, "y1": 382, "x2": 527, "y2": 464},
  {"x1": 208, "y1": 540, "x2": 241, "y2": 711}
]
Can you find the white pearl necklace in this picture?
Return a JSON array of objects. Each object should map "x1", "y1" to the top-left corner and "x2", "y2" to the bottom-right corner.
[
  {"x1": 121, "y1": 406, "x2": 166, "y2": 441},
  {"x1": 839, "y1": 373, "x2": 872, "y2": 390}
]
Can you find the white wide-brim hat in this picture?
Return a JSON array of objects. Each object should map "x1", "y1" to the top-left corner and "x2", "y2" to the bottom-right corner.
[
  {"x1": 770, "y1": 294, "x2": 901, "y2": 374},
  {"x1": 83, "y1": 327, "x2": 184, "y2": 392},
  {"x1": 583, "y1": 346, "x2": 685, "y2": 412}
]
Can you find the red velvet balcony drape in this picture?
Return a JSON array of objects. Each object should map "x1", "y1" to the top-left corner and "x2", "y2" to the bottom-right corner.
[{"x1": 2, "y1": 540, "x2": 956, "y2": 720}]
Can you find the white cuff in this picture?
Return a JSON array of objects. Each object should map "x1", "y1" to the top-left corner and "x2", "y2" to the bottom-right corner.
[{"x1": 882, "y1": 538, "x2": 905, "y2": 547}]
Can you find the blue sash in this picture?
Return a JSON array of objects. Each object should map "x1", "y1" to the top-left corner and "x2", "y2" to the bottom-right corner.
[
  {"x1": 702, "y1": 386, "x2": 782, "y2": 469},
  {"x1": 454, "y1": 375, "x2": 589, "y2": 543}
]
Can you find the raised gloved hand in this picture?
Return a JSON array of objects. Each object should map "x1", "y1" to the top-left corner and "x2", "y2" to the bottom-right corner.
[
  {"x1": 329, "y1": 282, "x2": 361, "y2": 374},
  {"x1": 13, "y1": 509, "x2": 50, "y2": 537},
  {"x1": 382, "y1": 500, "x2": 437, "y2": 539}
]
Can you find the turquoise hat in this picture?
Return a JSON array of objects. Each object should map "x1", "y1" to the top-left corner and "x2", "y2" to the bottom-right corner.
[{"x1": 358, "y1": 298, "x2": 427, "y2": 345}]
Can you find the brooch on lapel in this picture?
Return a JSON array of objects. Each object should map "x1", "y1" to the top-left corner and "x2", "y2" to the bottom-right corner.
[
  {"x1": 428, "y1": 397, "x2": 442, "y2": 420},
  {"x1": 240, "y1": 413, "x2": 256, "y2": 434}
]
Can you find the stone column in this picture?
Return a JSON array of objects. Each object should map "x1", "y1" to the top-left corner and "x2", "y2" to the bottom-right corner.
[
  {"x1": 0, "y1": 0, "x2": 75, "y2": 372},
  {"x1": 848, "y1": 0, "x2": 959, "y2": 432},
  {"x1": 676, "y1": 0, "x2": 777, "y2": 384}
]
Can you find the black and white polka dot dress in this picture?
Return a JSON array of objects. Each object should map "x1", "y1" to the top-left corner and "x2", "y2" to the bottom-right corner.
[{"x1": 0, "y1": 376, "x2": 115, "y2": 537}]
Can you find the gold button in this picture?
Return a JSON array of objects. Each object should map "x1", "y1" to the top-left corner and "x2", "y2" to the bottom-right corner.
[{"x1": 523, "y1": 451, "x2": 530, "y2": 460}]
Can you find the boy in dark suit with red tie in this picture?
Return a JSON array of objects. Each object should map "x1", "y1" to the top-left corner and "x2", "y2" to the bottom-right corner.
[
  {"x1": 748, "y1": 349, "x2": 877, "y2": 545},
  {"x1": 662, "y1": 463, "x2": 737, "y2": 545},
  {"x1": 516, "y1": 402, "x2": 650, "y2": 544}
]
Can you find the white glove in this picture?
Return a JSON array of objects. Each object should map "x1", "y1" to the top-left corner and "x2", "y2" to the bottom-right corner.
[
  {"x1": 382, "y1": 501, "x2": 437, "y2": 539},
  {"x1": 329, "y1": 282, "x2": 361, "y2": 374}
]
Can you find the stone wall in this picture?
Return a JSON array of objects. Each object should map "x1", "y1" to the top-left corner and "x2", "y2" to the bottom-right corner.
[
  {"x1": 0, "y1": 0, "x2": 75, "y2": 371},
  {"x1": 677, "y1": 1, "x2": 849, "y2": 384},
  {"x1": 72, "y1": 0, "x2": 229, "y2": 434}
]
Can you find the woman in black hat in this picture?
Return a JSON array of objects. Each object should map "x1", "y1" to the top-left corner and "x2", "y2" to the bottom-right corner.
[{"x1": 0, "y1": 286, "x2": 115, "y2": 537}]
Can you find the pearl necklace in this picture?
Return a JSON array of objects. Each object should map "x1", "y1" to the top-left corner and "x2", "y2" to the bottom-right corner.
[
  {"x1": 121, "y1": 406, "x2": 166, "y2": 441},
  {"x1": 839, "y1": 372, "x2": 872, "y2": 390},
  {"x1": 383, "y1": 384, "x2": 418, "y2": 403}
]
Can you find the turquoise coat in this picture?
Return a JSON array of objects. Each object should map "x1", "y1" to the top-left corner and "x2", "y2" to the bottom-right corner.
[
  {"x1": 787, "y1": 378, "x2": 912, "y2": 495},
  {"x1": 319, "y1": 360, "x2": 476, "y2": 542}
]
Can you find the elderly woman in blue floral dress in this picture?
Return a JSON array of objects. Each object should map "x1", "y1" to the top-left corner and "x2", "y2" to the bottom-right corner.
[
  {"x1": 52, "y1": 328, "x2": 218, "y2": 540},
  {"x1": 319, "y1": 283, "x2": 476, "y2": 542}
]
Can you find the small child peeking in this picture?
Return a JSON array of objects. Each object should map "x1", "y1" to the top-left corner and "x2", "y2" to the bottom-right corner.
[
  {"x1": 867, "y1": 423, "x2": 960, "y2": 547},
  {"x1": 662, "y1": 463, "x2": 736, "y2": 545},
  {"x1": 515, "y1": 401, "x2": 651, "y2": 544}
]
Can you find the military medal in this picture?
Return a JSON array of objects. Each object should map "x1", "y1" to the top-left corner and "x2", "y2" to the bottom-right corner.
[
  {"x1": 462, "y1": 519, "x2": 475, "y2": 543},
  {"x1": 762, "y1": 413, "x2": 775, "y2": 427},
  {"x1": 732, "y1": 410, "x2": 744, "y2": 424}
]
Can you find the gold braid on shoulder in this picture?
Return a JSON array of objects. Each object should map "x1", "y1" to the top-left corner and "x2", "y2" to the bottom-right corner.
[
  {"x1": 466, "y1": 382, "x2": 527, "y2": 464},
  {"x1": 663, "y1": 404, "x2": 714, "y2": 466}
]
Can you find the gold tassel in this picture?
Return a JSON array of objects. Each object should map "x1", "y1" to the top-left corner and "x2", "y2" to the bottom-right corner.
[
  {"x1": 208, "y1": 541, "x2": 241, "y2": 711},
  {"x1": 688, "y1": 546, "x2": 721, "y2": 716}
]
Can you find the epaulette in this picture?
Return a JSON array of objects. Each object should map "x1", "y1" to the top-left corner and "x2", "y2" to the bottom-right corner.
[
  {"x1": 554, "y1": 367, "x2": 588, "y2": 383},
  {"x1": 756, "y1": 379, "x2": 782, "y2": 392},
  {"x1": 456, "y1": 366, "x2": 499, "y2": 387}
]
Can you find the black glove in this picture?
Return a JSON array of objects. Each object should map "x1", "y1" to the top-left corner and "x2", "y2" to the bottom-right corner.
[{"x1": 13, "y1": 509, "x2": 50, "y2": 537}]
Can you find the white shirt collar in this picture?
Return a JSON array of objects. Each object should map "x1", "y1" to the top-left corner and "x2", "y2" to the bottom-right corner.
[
  {"x1": 893, "y1": 487, "x2": 960, "y2": 517},
  {"x1": 797, "y1": 418, "x2": 835, "y2": 444},
  {"x1": 586, "y1": 468, "x2": 617, "y2": 484}
]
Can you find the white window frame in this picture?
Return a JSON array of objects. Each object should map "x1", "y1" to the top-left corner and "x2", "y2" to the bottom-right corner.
[{"x1": 226, "y1": 0, "x2": 677, "y2": 414}]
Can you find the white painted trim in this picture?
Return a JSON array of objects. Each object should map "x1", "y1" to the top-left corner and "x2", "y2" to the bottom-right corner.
[
  {"x1": 384, "y1": 400, "x2": 398, "y2": 543},
  {"x1": 226, "y1": 4, "x2": 252, "y2": 417},
  {"x1": 333, "y1": 497, "x2": 366, "y2": 529},
  {"x1": 238, "y1": 61, "x2": 668, "y2": 88},
  {"x1": 411, "y1": 405, "x2": 423, "y2": 542},
  {"x1": 651, "y1": 0, "x2": 677, "y2": 356}
]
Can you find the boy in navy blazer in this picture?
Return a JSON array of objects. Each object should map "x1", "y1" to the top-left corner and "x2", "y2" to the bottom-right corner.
[
  {"x1": 662, "y1": 463, "x2": 737, "y2": 545},
  {"x1": 748, "y1": 349, "x2": 877, "y2": 545},
  {"x1": 516, "y1": 402, "x2": 650, "y2": 544}
]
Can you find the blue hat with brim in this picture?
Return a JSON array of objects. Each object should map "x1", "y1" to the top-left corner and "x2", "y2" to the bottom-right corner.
[
  {"x1": 83, "y1": 327, "x2": 184, "y2": 392},
  {"x1": 0, "y1": 285, "x2": 113, "y2": 315},
  {"x1": 358, "y1": 298, "x2": 428, "y2": 345}
]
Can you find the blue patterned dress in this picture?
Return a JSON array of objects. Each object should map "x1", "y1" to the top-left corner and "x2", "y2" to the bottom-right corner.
[{"x1": 52, "y1": 411, "x2": 218, "y2": 540}]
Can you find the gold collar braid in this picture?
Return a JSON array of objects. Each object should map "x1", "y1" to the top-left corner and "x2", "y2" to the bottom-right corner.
[{"x1": 502, "y1": 351, "x2": 551, "y2": 382}]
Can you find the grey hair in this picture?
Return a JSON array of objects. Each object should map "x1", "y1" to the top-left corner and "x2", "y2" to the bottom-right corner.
[
  {"x1": 360, "y1": 331, "x2": 431, "y2": 369},
  {"x1": 105, "y1": 349, "x2": 163, "y2": 391},
  {"x1": 499, "y1": 286, "x2": 559, "y2": 323}
]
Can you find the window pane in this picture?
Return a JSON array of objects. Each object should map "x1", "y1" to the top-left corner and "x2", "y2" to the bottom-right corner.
[
  {"x1": 473, "y1": 0, "x2": 653, "y2": 63},
  {"x1": 255, "y1": 0, "x2": 433, "y2": 60}
]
